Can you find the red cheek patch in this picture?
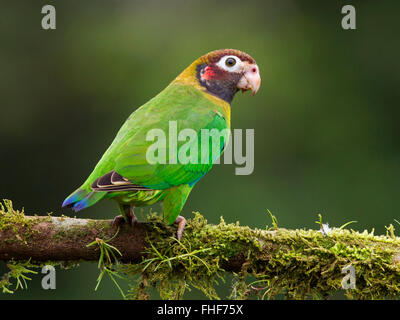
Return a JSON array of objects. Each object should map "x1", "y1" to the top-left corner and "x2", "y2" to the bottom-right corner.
[{"x1": 202, "y1": 66, "x2": 216, "y2": 80}]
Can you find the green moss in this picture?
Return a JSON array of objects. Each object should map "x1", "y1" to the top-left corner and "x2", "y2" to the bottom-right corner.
[
  {"x1": 0, "y1": 260, "x2": 38, "y2": 293},
  {"x1": 0, "y1": 259, "x2": 79, "y2": 294},
  {"x1": 117, "y1": 213, "x2": 400, "y2": 300},
  {"x1": 2, "y1": 199, "x2": 400, "y2": 299},
  {"x1": 87, "y1": 219, "x2": 111, "y2": 236},
  {"x1": 0, "y1": 200, "x2": 51, "y2": 244},
  {"x1": 119, "y1": 213, "x2": 226, "y2": 299},
  {"x1": 53, "y1": 219, "x2": 111, "y2": 241},
  {"x1": 53, "y1": 224, "x2": 88, "y2": 241}
]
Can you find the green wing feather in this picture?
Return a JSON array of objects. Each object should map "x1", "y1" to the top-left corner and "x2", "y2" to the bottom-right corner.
[
  {"x1": 64, "y1": 82, "x2": 230, "y2": 218},
  {"x1": 85, "y1": 83, "x2": 230, "y2": 190}
]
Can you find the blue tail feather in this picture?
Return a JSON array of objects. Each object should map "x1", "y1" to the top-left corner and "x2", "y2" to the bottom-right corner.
[
  {"x1": 71, "y1": 191, "x2": 107, "y2": 212},
  {"x1": 62, "y1": 188, "x2": 88, "y2": 208}
]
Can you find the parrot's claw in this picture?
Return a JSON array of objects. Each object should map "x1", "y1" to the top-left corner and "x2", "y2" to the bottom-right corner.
[
  {"x1": 112, "y1": 215, "x2": 126, "y2": 228},
  {"x1": 174, "y1": 216, "x2": 187, "y2": 240},
  {"x1": 130, "y1": 216, "x2": 138, "y2": 226},
  {"x1": 127, "y1": 207, "x2": 138, "y2": 227},
  {"x1": 112, "y1": 209, "x2": 138, "y2": 228}
]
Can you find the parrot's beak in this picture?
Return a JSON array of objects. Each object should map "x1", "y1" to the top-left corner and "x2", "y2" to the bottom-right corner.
[{"x1": 237, "y1": 64, "x2": 261, "y2": 95}]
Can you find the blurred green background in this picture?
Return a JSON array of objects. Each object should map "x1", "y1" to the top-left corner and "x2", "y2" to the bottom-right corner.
[{"x1": 1, "y1": 0, "x2": 399, "y2": 299}]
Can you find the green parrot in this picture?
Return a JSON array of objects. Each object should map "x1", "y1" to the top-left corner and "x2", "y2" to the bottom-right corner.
[{"x1": 63, "y1": 49, "x2": 261, "y2": 239}]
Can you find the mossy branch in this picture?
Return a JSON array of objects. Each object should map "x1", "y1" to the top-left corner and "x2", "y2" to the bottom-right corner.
[{"x1": 1, "y1": 200, "x2": 400, "y2": 299}]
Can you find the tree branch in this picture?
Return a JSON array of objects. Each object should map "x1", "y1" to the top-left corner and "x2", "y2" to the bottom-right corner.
[
  {"x1": 0, "y1": 215, "x2": 148, "y2": 263},
  {"x1": 1, "y1": 200, "x2": 400, "y2": 299}
]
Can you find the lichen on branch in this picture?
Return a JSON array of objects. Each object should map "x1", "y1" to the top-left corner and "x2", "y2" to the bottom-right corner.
[{"x1": 1, "y1": 199, "x2": 400, "y2": 299}]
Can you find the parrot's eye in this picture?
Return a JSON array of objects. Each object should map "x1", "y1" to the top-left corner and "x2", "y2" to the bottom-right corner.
[{"x1": 225, "y1": 58, "x2": 236, "y2": 67}]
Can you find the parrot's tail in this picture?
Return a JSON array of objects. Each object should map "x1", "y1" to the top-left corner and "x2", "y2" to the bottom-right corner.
[{"x1": 62, "y1": 188, "x2": 107, "y2": 212}]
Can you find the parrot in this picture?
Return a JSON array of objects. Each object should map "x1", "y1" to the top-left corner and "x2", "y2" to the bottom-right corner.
[{"x1": 62, "y1": 49, "x2": 261, "y2": 239}]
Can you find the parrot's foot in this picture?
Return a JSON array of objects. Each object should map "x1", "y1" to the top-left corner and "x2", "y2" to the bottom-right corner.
[
  {"x1": 112, "y1": 215, "x2": 126, "y2": 227},
  {"x1": 174, "y1": 216, "x2": 187, "y2": 240},
  {"x1": 112, "y1": 214, "x2": 138, "y2": 228},
  {"x1": 112, "y1": 206, "x2": 138, "y2": 228}
]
